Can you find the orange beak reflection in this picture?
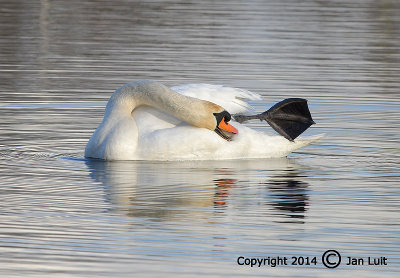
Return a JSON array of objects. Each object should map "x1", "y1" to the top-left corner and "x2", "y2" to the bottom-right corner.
[{"x1": 215, "y1": 117, "x2": 238, "y2": 141}]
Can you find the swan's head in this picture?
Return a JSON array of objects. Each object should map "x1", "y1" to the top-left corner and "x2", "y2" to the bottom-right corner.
[
  {"x1": 191, "y1": 101, "x2": 238, "y2": 141},
  {"x1": 213, "y1": 110, "x2": 238, "y2": 141}
]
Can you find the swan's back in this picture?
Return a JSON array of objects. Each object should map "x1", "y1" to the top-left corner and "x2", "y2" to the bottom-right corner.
[{"x1": 172, "y1": 84, "x2": 261, "y2": 115}]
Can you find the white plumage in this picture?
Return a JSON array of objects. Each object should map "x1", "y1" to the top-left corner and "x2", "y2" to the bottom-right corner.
[
  {"x1": 85, "y1": 81, "x2": 320, "y2": 160},
  {"x1": 172, "y1": 84, "x2": 261, "y2": 115}
]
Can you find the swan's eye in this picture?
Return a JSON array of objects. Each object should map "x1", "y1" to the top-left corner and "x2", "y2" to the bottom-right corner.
[
  {"x1": 213, "y1": 111, "x2": 232, "y2": 126},
  {"x1": 213, "y1": 111, "x2": 238, "y2": 141}
]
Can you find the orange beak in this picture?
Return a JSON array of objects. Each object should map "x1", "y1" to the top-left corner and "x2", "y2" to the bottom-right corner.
[{"x1": 218, "y1": 117, "x2": 238, "y2": 134}]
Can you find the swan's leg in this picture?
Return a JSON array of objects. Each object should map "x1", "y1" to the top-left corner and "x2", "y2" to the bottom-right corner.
[{"x1": 234, "y1": 98, "x2": 315, "y2": 141}]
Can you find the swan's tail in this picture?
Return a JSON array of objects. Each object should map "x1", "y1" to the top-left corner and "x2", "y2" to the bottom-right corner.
[{"x1": 234, "y1": 98, "x2": 315, "y2": 141}]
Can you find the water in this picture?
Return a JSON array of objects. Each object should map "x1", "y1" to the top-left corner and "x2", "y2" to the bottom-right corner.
[{"x1": 1, "y1": 0, "x2": 399, "y2": 277}]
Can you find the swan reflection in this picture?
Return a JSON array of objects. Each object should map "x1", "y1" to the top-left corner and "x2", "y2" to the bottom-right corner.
[
  {"x1": 86, "y1": 158, "x2": 310, "y2": 222},
  {"x1": 265, "y1": 172, "x2": 309, "y2": 222}
]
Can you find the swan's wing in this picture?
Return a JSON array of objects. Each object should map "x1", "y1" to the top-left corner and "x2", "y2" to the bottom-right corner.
[
  {"x1": 171, "y1": 84, "x2": 261, "y2": 115},
  {"x1": 135, "y1": 84, "x2": 261, "y2": 135}
]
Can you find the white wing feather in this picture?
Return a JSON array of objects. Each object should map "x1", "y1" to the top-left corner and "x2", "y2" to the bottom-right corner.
[{"x1": 171, "y1": 84, "x2": 261, "y2": 115}]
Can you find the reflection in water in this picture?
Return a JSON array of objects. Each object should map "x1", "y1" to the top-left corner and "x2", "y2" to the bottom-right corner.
[
  {"x1": 265, "y1": 172, "x2": 309, "y2": 222},
  {"x1": 86, "y1": 159, "x2": 215, "y2": 220},
  {"x1": 213, "y1": 178, "x2": 236, "y2": 209},
  {"x1": 85, "y1": 158, "x2": 310, "y2": 222}
]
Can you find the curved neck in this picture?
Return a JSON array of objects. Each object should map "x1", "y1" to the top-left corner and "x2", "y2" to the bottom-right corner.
[{"x1": 104, "y1": 80, "x2": 220, "y2": 130}]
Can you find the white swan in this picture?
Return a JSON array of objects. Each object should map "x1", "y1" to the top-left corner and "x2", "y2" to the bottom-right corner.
[{"x1": 85, "y1": 80, "x2": 320, "y2": 160}]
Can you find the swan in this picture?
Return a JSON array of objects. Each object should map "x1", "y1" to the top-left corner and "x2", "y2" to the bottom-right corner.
[{"x1": 85, "y1": 80, "x2": 320, "y2": 160}]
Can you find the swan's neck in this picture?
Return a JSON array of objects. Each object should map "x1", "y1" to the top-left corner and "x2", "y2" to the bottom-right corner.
[{"x1": 105, "y1": 80, "x2": 221, "y2": 130}]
